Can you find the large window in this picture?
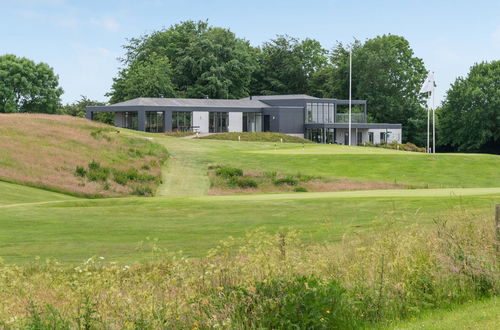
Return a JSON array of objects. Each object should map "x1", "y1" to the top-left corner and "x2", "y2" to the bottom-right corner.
[
  {"x1": 172, "y1": 112, "x2": 192, "y2": 131},
  {"x1": 305, "y1": 128, "x2": 335, "y2": 143},
  {"x1": 121, "y1": 112, "x2": 138, "y2": 130},
  {"x1": 209, "y1": 112, "x2": 228, "y2": 133},
  {"x1": 243, "y1": 112, "x2": 262, "y2": 132},
  {"x1": 145, "y1": 111, "x2": 164, "y2": 133},
  {"x1": 305, "y1": 102, "x2": 335, "y2": 124}
]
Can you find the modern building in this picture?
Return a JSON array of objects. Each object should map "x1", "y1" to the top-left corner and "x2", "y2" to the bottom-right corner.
[{"x1": 86, "y1": 95, "x2": 402, "y2": 145}]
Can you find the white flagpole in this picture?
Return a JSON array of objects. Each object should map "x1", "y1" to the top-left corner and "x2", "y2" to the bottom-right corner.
[
  {"x1": 348, "y1": 47, "x2": 352, "y2": 146},
  {"x1": 432, "y1": 72, "x2": 436, "y2": 153},
  {"x1": 427, "y1": 106, "x2": 430, "y2": 153}
]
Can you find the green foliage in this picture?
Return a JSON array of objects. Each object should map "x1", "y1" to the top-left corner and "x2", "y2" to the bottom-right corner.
[
  {"x1": 74, "y1": 166, "x2": 87, "y2": 178},
  {"x1": 438, "y1": 60, "x2": 499, "y2": 153},
  {"x1": 214, "y1": 166, "x2": 243, "y2": 178},
  {"x1": 204, "y1": 277, "x2": 357, "y2": 329},
  {"x1": 61, "y1": 95, "x2": 104, "y2": 118},
  {"x1": 293, "y1": 186, "x2": 308, "y2": 192},
  {"x1": 109, "y1": 20, "x2": 257, "y2": 102},
  {"x1": 108, "y1": 55, "x2": 176, "y2": 103},
  {"x1": 229, "y1": 176, "x2": 258, "y2": 188},
  {"x1": 132, "y1": 185, "x2": 153, "y2": 196},
  {"x1": 273, "y1": 176, "x2": 299, "y2": 186},
  {"x1": 0, "y1": 54, "x2": 63, "y2": 113},
  {"x1": 250, "y1": 35, "x2": 328, "y2": 95}
]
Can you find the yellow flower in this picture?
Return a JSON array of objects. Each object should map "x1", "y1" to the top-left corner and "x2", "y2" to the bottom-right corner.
[
  {"x1": 325, "y1": 310, "x2": 331, "y2": 314},
  {"x1": 320, "y1": 317, "x2": 325, "y2": 322}
]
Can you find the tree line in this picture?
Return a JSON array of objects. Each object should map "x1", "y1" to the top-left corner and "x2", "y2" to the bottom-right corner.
[{"x1": 0, "y1": 20, "x2": 498, "y2": 153}]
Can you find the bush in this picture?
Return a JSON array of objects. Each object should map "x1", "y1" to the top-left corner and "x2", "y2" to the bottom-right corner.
[
  {"x1": 293, "y1": 186, "x2": 308, "y2": 192},
  {"x1": 273, "y1": 176, "x2": 298, "y2": 186},
  {"x1": 230, "y1": 177, "x2": 258, "y2": 188},
  {"x1": 75, "y1": 166, "x2": 86, "y2": 178},
  {"x1": 88, "y1": 160, "x2": 101, "y2": 170},
  {"x1": 132, "y1": 185, "x2": 153, "y2": 196},
  {"x1": 203, "y1": 277, "x2": 357, "y2": 329},
  {"x1": 215, "y1": 166, "x2": 243, "y2": 178}
]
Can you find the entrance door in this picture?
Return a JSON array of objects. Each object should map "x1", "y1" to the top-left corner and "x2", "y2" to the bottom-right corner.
[
  {"x1": 357, "y1": 131, "x2": 363, "y2": 145},
  {"x1": 263, "y1": 115, "x2": 271, "y2": 132}
]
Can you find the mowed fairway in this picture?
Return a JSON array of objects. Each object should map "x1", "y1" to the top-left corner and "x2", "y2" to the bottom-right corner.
[{"x1": 0, "y1": 189, "x2": 498, "y2": 263}]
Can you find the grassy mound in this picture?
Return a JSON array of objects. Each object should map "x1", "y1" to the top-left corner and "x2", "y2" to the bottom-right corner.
[
  {"x1": 200, "y1": 132, "x2": 312, "y2": 143},
  {"x1": 0, "y1": 114, "x2": 168, "y2": 197}
]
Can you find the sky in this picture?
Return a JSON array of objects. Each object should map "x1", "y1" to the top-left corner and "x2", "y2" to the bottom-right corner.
[{"x1": 1, "y1": 0, "x2": 499, "y2": 104}]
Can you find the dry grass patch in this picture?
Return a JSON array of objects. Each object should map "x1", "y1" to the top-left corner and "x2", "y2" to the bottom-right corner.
[
  {"x1": 0, "y1": 114, "x2": 168, "y2": 197},
  {"x1": 208, "y1": 165, "x2": 402, "y2": 195}
]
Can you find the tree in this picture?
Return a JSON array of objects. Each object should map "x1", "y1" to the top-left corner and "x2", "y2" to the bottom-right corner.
[
  {"x1": 61, "y1": 95, "x2": 113, "y2": 124},
  {"x1": 250, "y1": 36, "x2": 328, "y2": 95},
  {"x1": 108, "y1": 20, "x2": 257, "y2": 102},
  {"x1": 438, "y1": 61, "x2": 499, "y2": 153},
  {"x1": 0, "y1": 54, "x2": 63, "y2": 113},
  {"x1": 319, "y1": 36, "x2": 428, "y2": 144},
  {"x1": 109, "y1": 55, "x2": 175, "y2": 103}
]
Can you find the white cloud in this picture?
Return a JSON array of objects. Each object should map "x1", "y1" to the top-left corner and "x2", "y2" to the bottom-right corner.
[{"x1": 90, "y1": 17, "x2": 121, "y2": 32}]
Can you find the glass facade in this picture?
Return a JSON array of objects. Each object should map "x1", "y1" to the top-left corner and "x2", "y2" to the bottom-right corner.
[
  {"x1": 121, "y1": 112, "x2": 138, "y2": 130},
  {"x1": 306, "y1": 128, "x2": 335, "y2": 144},
  {"x1": 305, "y1": 102, "x2": 335, "y2": 124},
  {"x1": 172, "y1": 112, "x2": 193, "y2": 131},
  {"x1": 145, "y1": 111, "x2": 164, "y2": 133},
  {"x1": 209, "y1": 112, "x2": 229, "y2": 133},
  {"x1": 243, "y1": 112, "x2": 263, "y2": 132}
]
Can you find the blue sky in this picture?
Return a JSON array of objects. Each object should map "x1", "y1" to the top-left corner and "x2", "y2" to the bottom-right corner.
[{"x1": 1, "y1": 0, "x2": 499, "y2": 104}]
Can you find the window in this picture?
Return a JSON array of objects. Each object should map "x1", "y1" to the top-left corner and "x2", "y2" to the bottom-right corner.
[
  {"x1": 380, "y1": 132, "x2": 386, "y2": 143},
  {"x1": 172, "y1": 112, "x2": 192, "y2": 131},
  {"x1": 209, "y1": 112, "x2": 229, "y2": 133},
  {"x1": 368, "y1": 132, "x2": 374, "y2": 144},
  {"x1": 121, "y1": 112, "x2": 138, "y2": 130},
  {"x1": 243, "y1": 113, "x2": 263, "y2": 132},
  {"x1": 145, "y1": 111, "x2": 164, "y2": 133},
  {"x1": 305, "y1": 102, "x2": 335, "y2": 124}
]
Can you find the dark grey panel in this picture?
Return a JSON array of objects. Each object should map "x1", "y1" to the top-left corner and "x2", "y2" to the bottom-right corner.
[{"x1": 305, "y1": 123, "x2": 402, "y2": 129}]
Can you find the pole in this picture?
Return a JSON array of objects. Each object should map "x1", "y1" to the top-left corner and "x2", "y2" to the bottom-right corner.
[
  {"x1": 432, "y1": 72, "x2": 436, "y2": 154},
  {"x1": 495, "y1": 204, "x2": 499, "y2": 253},
  {"x1": 348, "y1": 47, "x2": 352, "y2": 146},
  {"x1": 426, "y1": 102, "x2": 430, "y2": 153}
]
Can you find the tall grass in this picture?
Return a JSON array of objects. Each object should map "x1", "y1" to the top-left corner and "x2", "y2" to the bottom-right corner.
[{"x1": 0, "y1": 211, "x2": 498, "y2": 328}]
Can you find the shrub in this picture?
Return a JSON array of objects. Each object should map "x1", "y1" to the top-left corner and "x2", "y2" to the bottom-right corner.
[
  {"x1": 215, "y1": 166, "x2": 243, "y2": 178},
  {"x1": 273, "y1": 176, "x2": 298, "y2": 186},
  {"x1": 293, "y1": 186, "x2": 308, "y2": 192},
  {"x1": 203, "y1": 277, "x2": 357, "y2": 329},
  {"x1": 132, "y1": 185, "x2": 153, "y2": 196},
  {"x1": 88, "y1": 160, "x2": 101, "y2": 170},
  {"x1": 230, "y1": 177, "x2": 258, "y2": 188},
  {"x1": 75, "y1": 166, "x2": 86, "y2": 178}
]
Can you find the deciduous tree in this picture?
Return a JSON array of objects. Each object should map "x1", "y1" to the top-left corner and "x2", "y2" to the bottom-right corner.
[{"x1": 0, "y1": 54, "x2": 63, "y2": 113}]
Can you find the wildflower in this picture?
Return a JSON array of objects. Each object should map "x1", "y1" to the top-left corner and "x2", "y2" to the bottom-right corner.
[
  {"x1": 325, "y1": 310, "x2": 331, "y2": 314},
  {"x1": 320, "y1": 317, "x2": 325, "y2": 322}
]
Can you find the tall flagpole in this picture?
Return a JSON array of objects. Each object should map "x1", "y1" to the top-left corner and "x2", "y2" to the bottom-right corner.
[
  {"x1": 348, "y1": 47, "x2": 352, "y2": 146},
  {"x1": 432, "y1": 72, "x2": 436, "y2": 154},
  {"x1": 427, "y1": 102, "x2": 430, "y2": 153}
]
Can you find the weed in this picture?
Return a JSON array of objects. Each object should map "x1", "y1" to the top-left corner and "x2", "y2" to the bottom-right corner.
[
  {"x1": 132, "y1": 185, "x2": 153, "y2": 196},
  {"x1": 273, "y1": 176, "x2": 299, "y2": 186},
  {"x1": 75, "y1": 166, "x2": 87, "y2": 178},
  {"x1": 215, "y1": 166, "x2": 243, "y2": 178},
  {"x1": 293, "y1": 186, "x2": 308, "y2": 192}
]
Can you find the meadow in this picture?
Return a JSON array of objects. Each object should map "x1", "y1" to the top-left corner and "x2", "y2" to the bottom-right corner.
[{"x1": 0, "y1": 115, "x2": 499, "y2": 328}]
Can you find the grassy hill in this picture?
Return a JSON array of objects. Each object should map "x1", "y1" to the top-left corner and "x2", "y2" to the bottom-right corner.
[{"x1": 0, "y1": 114, "x2": 168, "y2": 197}]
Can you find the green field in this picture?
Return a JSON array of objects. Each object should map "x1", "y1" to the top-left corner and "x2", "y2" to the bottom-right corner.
[{"x1": 0, "y1": 120, "x2": 499, "y2": 328}]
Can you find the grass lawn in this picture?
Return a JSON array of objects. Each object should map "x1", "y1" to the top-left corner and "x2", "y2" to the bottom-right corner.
[
  {"x1": 0, "y1": 188, "x2": 498, "y2": 263},
  {"x1": 155, "y1": 138, "x2": 500, "y2": 191},
  {"x1": 0, "y1": 180, "x2": 76, "y2": 205},
  {"x1": 388, "y1": 297, "x2": 500, "y2": 329}
]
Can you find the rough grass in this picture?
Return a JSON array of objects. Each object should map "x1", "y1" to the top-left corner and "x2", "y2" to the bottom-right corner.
[
  {"x1": 200, "y1": 132, "x2": 312, "y2": 143},
  {"x1": 208, "y1": 166, "x2": 401, "y2": 194},
  {"x1": 0, "y1": 211, "x2": 497, "y2": 328},
  {"x1": 0, "y1": 114, "x2": 168, "y2": 197},
  {"x1": 163, "y1": 131, "x2": 197, "y2": 137}
]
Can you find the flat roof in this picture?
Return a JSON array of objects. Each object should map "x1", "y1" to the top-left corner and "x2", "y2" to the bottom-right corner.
[{"x1": 109, "y1": 97, "x2": 269, "y2": 108}]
